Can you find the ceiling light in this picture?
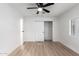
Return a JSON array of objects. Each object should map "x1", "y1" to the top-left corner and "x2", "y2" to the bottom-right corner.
[{"x1": 38, "y1": 8, "x2": 43, "y2": 11}]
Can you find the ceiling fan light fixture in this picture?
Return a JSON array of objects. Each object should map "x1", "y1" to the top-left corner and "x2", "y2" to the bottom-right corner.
[
  {"x1": 27, "y1": 3, "x2": 55, "y2": 14},
  {"x1": 38, "y1": 8, "x2": 42, "y2": 11}
]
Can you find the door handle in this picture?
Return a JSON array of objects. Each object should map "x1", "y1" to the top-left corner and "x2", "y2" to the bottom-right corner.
[{"x1": 22, "y1": 31, "x2": 24, "y2": 32}]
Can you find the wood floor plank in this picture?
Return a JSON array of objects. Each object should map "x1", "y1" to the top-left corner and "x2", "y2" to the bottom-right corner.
[{"x1": 9, "y1": 41, "x2": 79, "y2": 56}]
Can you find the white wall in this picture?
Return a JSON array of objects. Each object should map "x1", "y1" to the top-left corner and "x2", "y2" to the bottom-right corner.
[
  {"x1": 23, "y1": 16, "x2": 55, "y2": 41},
  {"x1": 0, "y1": 4, "x2": 21, "y2": 55},
  {"x1": 57, "y1": 4, "x2": 79, "y2": 54},
  {"x1": 53, "y1": 18, "x2": 60, "y2": 41}
]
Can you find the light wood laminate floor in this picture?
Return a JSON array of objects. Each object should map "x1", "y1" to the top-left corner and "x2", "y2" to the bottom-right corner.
[{"x1": 9, "y1": 41, "x2": 79, "y2": 56}]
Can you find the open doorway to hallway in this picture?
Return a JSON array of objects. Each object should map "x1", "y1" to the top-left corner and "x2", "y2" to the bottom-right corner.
[{"x1": 44, "y1": 21, "x2": 53, "y2": 41}]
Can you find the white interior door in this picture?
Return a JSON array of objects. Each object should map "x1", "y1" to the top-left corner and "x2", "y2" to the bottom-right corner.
[
  {"x1": 23, "y1": 21, "x2": 44, "y2": 41},
  {"x1": 20, "y1": 18, "x2": 24, "y2": 45},
  {"x1": 34, "y1": 22, "x2": 44, "y2": 41}
]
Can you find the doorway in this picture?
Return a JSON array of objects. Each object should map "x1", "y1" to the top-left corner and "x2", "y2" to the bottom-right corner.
[{"x1": 44, "y1": 21, "x2": 52, "y2": 41}]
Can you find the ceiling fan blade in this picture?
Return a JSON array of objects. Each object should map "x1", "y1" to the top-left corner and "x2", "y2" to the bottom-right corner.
[
  {"x1": 39, "y1": 3, "x2": 43, "y2": 7},
  {"x1": 36, "y1": 3, "x2": 40, "y2": 7},
  {"x1": 36, "y1": 11, "x2": 39, "y2": 14},
  {"x1": 43, "y1": 3, "x2": 54, "y2": 7},
  {"x1": 27, "y1": 7, "x2": 37, "y2": 9},
  {"x1": 43, "y1": 9, "x2": 50, "y2": 13}
]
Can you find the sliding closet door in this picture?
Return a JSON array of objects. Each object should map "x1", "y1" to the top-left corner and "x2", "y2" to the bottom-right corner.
[
  {"x1": 24, "y1": 21, "x2": 44, "y2": 41},
  {"x1": 34, "y1": 22, "x2": 44, "y2": 41}
]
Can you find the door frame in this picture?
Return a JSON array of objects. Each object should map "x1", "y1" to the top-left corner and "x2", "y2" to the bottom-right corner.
[{"x1": 44, "y1": 21, "x2": 53, "y2": 41}]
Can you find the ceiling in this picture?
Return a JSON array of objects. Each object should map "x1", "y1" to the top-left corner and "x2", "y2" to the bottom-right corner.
[{"x1": 10, "y1": 3, "x2": 78, "y2": 17}]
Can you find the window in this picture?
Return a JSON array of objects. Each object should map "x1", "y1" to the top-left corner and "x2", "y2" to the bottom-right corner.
[{"x1": 69, "y1": 17, "x2": 79, "y2": 36}]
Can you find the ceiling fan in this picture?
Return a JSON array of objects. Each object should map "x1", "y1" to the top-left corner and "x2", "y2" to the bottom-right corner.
[{"x1": 27, "y1": 3, "x2": 55, "y2": 14}]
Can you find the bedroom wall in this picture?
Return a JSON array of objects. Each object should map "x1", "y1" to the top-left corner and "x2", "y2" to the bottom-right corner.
[
  {"x1": 0, "y1": 4, "x2": 21, "y2": 55},
  {"x1": 57, "y1": 4, "x2": 79, "y2": 54}
]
